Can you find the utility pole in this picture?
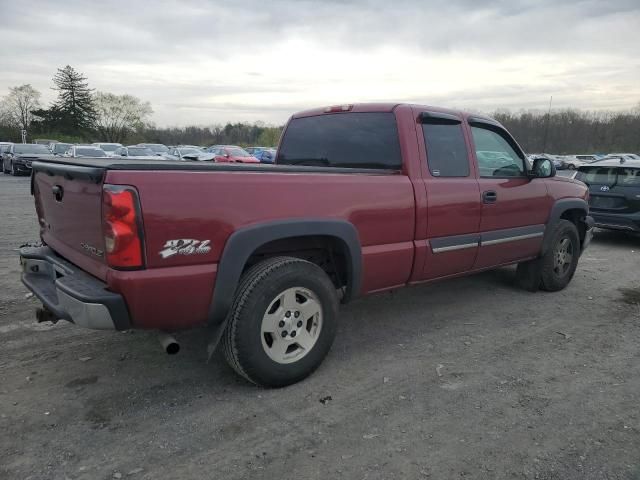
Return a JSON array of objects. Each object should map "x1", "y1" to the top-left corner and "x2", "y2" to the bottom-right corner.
[{"x1": 542, "y1": 96, "x2": 553, "y2": 154}]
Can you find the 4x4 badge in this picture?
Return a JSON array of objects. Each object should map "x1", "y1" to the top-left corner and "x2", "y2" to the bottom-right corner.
[{"x1": 160, "y1": 239, "x2": 211, "y2": 259}]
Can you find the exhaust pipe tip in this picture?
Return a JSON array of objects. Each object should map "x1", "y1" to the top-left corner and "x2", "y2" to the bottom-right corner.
[
  {"x1": 158, "y1": 332, "x2": 180, "y2": 355},
  {"x1": 36, "y1": 307, "x2": 59, "y2": 324}
]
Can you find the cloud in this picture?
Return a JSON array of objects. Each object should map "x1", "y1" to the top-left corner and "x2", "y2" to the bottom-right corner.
[{"x1": 0, "y1": 0, "x2": 638, "y2": 125}]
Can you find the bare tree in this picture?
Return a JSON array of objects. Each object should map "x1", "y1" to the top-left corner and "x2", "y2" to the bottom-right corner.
[
  {"x1": 93, "y1": 92, "x2": 153, "y2": 142},
  {"x1": 2, "y1": 84, "x2": 42, "y2": 131}
]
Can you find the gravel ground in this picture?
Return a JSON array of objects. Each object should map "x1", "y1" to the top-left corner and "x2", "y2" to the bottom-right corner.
[{"x1": 1, "y1": 172, "x2": 639, "y2": 480}]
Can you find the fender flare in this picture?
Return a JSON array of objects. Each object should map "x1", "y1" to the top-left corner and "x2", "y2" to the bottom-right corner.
[
  {"x1": 541, "y1": 198, "x2": 589, "y2": 254},
  {"x1": 207, "y1": 219, "x2": 362, "y2": 325}
]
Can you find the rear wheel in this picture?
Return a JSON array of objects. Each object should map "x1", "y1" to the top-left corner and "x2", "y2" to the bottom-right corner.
[
  {"x1": 568, "y1": 164, "x2": 576, "y2": 170},
  {"x1": 222, "y1": 256, "x2": 339, "y2": 387}
]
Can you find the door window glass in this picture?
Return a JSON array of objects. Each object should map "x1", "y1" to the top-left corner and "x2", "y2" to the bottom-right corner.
[
  {"x1": 471, "y1": 126, "x2": 525, "y2": 177},
  {"x1": 422, "y1": 122, "x2": 469, "y2": 177}
]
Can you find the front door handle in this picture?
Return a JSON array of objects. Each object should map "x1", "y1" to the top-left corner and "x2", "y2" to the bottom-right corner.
[{"x1": 483, "y1": 190, "x2": 497, "y2": 203}]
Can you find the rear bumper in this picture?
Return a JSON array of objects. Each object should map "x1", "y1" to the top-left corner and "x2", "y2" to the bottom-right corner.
[
  {"x1": 591, "y1": 211, "x2": 640, "y2": 232},
  {"x1": 19, "y1": 246, "x2": 130, "y2": 330}
]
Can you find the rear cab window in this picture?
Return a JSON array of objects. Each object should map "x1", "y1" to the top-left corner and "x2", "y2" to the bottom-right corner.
[{"x1": 277, "y1": 112, "x2": 402, "y2": 170}]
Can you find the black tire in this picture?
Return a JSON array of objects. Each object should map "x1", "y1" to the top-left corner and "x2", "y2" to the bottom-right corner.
[
  {"x1": 539, "y1": 220, "x2": 580, "y2": 292},
  {"x1": 568, "y1": 164, "x2": 576, "y2": 170},
  {"x1": 222, "y1": 256, "x2": 339, "y2": 388},
  {"x1": 515, "y1": 257, "x2": 542, "y2": 292}
]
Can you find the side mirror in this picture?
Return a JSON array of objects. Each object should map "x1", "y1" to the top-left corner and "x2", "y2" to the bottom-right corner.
[
  {"x1": 224, "y1": 153, "x2": 230, "y2": 158},
  {"x1": 530, "y1": 157, "x2": 556, "y2": 178}
]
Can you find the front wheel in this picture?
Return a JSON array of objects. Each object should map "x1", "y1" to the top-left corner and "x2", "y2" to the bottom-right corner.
[
  {"x1": 222, "y1": 257, "x2": 339, "y2": 387},
  {"x1": 516, "y1": 220, "x2": 580, "y2": 292},
  {"x1": 539, "y1": 220, "x2": 580, "y2": 291},
  {"x1": 568, "y1": 164, "x2": 576, "y2": 170}
]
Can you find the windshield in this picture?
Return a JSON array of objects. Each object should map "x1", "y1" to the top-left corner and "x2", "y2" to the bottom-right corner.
[
  {"x1": 14, "y1": 144, "x2": 50, "y2": 154},
  {"x1": 0, "y1": 144, "x2": 11, "y2": 153},
  {"x1": 52, "y1": 143, "x2": 72, "y2": 153},
  {"x1": 99, "y1": 144, "x2": 120, "y2": 152},
  {"x1": 128, "y1": 147, "x2": 154, "y2": 156},
  {"x1": 76, "y1": 148, "x2": 107, "y2": 157},
  {"x1": 577, "y1": 166, "x2": 640, "y2": 187},
  {"x1": 227, "y1": 147, "x2": 250, "y2": 157},
  {"x1": 145, "y1": 144, "x2": 169, "y2": 153}
]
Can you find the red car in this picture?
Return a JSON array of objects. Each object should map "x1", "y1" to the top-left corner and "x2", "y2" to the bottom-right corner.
[
  {"x1": 210, "y1": 145, "x2": 260, "y2": 163},
  {"x1": 20, "y1": 103, "x2": 593, "y2": 387}
]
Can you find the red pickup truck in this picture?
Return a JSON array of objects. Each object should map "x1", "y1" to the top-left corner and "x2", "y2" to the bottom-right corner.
[{"x1": 20, "y1": 103, "x2": 593, "y2": 387}]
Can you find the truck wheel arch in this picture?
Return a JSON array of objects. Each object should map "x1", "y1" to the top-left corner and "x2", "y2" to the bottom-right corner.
[
  {"x1": 207, "y1": 219, "x2": 362, "y2": 326},
  {"x1": 542, "y1": 198, "x2": 589, "y2": 254}
]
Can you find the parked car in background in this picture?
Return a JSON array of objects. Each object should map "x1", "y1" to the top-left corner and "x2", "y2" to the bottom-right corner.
[
  {"x1": 2, "y1": 143, "x2": 50, "y2": 175},
  {"x1": 576, "y1": 157, "x2": 640, "y2": 232},
  {"x1": 92, "y1": 143, "x2": 123, "y2": 157},
  {"x1": 563, "y1": 155, "x2": 599, "y2": 170},
  {"x1": 244, "y1": 146, "x2": 263, "y2": 156},
  {"x1": 137, "y1": 143, "x2": 170, "y2": 157},
  {"x1": 607, "y1": 153, "x2": 640, "y2": 161},
  {"x1": 0, "y1": 142, "x2": 13, "y2": 156},
  {"x1": 251, "y1": 147, "x2": 277, "y2": 163},
  {"x1": 34, "y1": 139, "x2": 58, "y2": 147},
  {"x1": 50, "y1": 143, "x2": 73, "y2": 156},
  {"x1": 113, "y1": 146, "x2": 159, "y2": 159},
  {"x1": 210, "y1": 145, "x2": 261, "y2": 163},
  {"x1": 64, "y1": 145, "x2": 108, "y2": 158},
  {"x1": 166, "y1": 146, "x2": 216, "y2": 161}
]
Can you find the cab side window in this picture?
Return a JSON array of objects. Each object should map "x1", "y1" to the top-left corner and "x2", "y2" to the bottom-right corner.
[
  {"x1": 471, "y1": 126, "x2": 525, "y2": 177},
  {"x1": 422, "y1": 117, "x2": 469, "y2": 177}
]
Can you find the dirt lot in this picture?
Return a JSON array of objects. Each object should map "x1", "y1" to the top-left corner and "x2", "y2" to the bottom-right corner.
[{"x1": 1, "y1": 172, "x2": 639, "y2": 480}]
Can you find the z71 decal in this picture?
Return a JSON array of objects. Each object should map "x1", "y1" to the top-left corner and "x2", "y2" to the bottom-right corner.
[{"x1": 160, "y1": 239, "x2": 212, "y2": 259}]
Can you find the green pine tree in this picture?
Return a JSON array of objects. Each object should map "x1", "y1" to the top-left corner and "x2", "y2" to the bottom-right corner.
[{"x1": 52, "y1": 65, "x2": 97, "y2": 133}]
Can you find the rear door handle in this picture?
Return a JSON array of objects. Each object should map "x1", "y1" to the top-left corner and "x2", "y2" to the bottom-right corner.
[{"x1": 482, "y1": 190, "x2": 497, "y2": 203}]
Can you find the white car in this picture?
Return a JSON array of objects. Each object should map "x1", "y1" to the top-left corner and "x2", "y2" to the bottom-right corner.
[
  {"x1": 112, "y1": 146, "x2": 160, "y2": 160},
  {"x1": 65, "y1": 145, "x2": 108, "y2": 158},
  {"x1": 607, "y1": 153, "x2": 640, "y2": 161},
  {"x1": 92, "y1": 143, "x2": 123, "y2": 157},
  {"x1": 563, "y1": 155, "x2": 600, "y2": 170}
]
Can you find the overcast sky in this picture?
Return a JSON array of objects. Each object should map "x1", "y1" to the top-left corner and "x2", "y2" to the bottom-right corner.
[{"x1": 0, "y1": 0, "x2": 638, "y2": 126}]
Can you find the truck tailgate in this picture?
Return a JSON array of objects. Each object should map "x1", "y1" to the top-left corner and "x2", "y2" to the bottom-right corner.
[{"x1": 32, "y1": 162, "x2": 109, "y2": 281}]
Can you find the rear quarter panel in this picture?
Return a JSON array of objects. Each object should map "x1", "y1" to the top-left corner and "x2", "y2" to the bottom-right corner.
[{"x1": 105, "y1": 169, "x2": 417, "y2": 299}]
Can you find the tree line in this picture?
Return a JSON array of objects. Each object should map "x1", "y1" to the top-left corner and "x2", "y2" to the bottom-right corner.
[
  {"x1": 0, "y1": 65, "x2": 282, "y2": 147},
  {"x1": 493, "y1": 107, "x2": 640, "y2": 154},
  {"x1": 0, "y1": 65, "x2": 638, "y2": 153}
]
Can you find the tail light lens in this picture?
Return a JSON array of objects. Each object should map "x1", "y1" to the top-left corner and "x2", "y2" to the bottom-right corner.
[{"x1": 102, "y1": 185, "x2": 144, "y2": 269}]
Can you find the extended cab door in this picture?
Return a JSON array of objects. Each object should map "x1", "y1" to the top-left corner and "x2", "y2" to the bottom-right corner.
[
  {"x1": 467, "y1": 118, "x2": 552, "y2": 269},
  {"x1": 415, "y1": 110, "x2": 482, "y2": 280}
]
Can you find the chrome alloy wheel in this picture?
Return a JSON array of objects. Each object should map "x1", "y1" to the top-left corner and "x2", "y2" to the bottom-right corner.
[
  {"x1": 553, "y1": 237, "x2": 573, "y2": 277},
  {"x1": 260, "y1": 287, "x2": 323, "y2": 364}
]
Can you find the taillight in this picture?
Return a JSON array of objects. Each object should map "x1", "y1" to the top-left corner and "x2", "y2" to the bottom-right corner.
[{"x1": 102, "y1": 185, "x2": 144, "y2": 269}]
